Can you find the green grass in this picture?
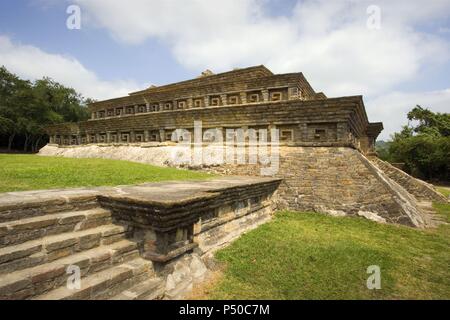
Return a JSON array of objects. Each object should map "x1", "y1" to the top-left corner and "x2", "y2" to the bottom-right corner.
[
  {"x1": 436, "y1": 187, "x2": 450, "y2": 198},
  {"x1": 0, "y1": 154, "x2": 212, "y2": 193},
  {"x1": 209, "y1": 203, "x2": 450, "y2": 300}
]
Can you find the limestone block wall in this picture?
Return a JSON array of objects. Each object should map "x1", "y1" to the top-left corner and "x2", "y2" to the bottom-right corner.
[{"x1": 193, "y1": 194, "x2": 274, "y2": 254}]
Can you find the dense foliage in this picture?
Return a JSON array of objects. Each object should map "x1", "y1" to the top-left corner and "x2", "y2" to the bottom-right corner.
[
  {"x1": 0, "y1": 66, "x2": 91, "y2": 152},
  {"x1": 376, "y1": 106, "x2": 450, "y2": 182}
]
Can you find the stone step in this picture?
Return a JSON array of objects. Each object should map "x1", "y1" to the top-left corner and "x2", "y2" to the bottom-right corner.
[
  {"x1": 0, "y1": 193, "x2": 99, "y2": 224},
  {"x1": 0, "y1": 224, "x2": 128, "y2": 275},
  {"x1": 109, "y1": 278, "x2": 165, "y2": 300},
  {"x1": 0, "y1": 239, "x2": 139, "y2": 300},
  {"x1": 0, "y1": 208, "x2": 112, "y2": 248},
  {"x1": 33, "y1": 258, "x2": 154, "y2": 300}
]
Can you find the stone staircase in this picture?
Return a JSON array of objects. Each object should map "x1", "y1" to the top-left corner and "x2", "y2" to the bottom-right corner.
[
  {"x1": 367, "y1": 156, "x2": 448, "y2": 228},
  {"x1": 0, "y1": 178, "x2": 282, "y2": 300},
  {"x1": 0, "y1": 206, "x2": 164, "y2": 300},
  {"x1": 369, "y1": 157, "x2": 447, "y2": 202}
]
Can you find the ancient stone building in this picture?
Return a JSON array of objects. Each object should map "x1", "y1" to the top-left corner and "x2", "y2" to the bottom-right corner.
[
  {"x1": 45, "y1": 65, "x2": 382, "y2": 152},
  {"x1": 1, "y1": 66, "x2": 446, "y2": 301},
  {"x1": 43, "y1": 65, "x2": 446, "y2": 227}
]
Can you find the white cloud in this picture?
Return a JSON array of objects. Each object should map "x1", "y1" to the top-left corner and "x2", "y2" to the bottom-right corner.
[
  {"x1": 74, "y1": 0, "x2": 450, "y2": 97},
  {"x1": 0, "y1": 36, "x2": 141, "y2": 100},
  {"x1": 3, "y1": 0, "x2": 449, "y2": 138},
  {"x1": 366, "y1": 88, "x2": 450, "y2": 140}
]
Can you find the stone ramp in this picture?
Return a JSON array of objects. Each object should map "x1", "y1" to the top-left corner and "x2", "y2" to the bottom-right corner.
[
  {"x1": 369, "y1": 157, "x2": 447, "y2": 202},
  {"x1": 355, "y1": 153, "x2": 427, "y2": 228}
]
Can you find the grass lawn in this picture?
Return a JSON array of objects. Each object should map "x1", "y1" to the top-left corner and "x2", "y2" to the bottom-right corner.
[
  {"x1": 207, "y1": 203, "x2": 450, "y2": 300},
  {"x1": 0, "y1": 154, "x2": 212, "y2": 193},
  {"x1": 436, "y1": 186, "x2": 450, "y2": 198}
]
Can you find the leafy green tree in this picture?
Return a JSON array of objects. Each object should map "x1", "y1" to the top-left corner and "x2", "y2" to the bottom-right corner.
[
  {"x1": 0, "y1": 66, "x2": 90, "y2": 152},
  {"x1": 0, "y1": 66, "x2": 34, "y2": 150},
  {"x1": 407, "y1": 105, "x2": 450, "y2": 137},
  {"x1": 383, "y1": 106, "x2": 450, "y2": 181},
  {"x1": 375, "y1": 140, "x2": 392, "y2": 162}
]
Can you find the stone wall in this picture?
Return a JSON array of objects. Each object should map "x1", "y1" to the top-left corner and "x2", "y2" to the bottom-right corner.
[
  {"x1": 39, "y1": 144, "x2": 176, "y2": 167},
  {"x1": 203, "y1": 147, "x2": 427, "y2": 227},
  {"x1": 97, "y1": 178, "x2": 280, "y2": 262},
  {"x1": 45, "y1": 95, "x2": 379, "y2": 153},
  {"x1": 89, "y1": 66, "x2": 315, "y2": 113}
]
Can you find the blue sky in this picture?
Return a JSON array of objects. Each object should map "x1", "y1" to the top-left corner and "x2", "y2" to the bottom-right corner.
[{"x1": 0, "y1": 0, "x2": 449, "y2": 139}]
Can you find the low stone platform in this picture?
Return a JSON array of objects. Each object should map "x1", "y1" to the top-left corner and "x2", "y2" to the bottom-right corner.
[{"x1": 0, "y1": 177, "x2": 281, "y2": 300}]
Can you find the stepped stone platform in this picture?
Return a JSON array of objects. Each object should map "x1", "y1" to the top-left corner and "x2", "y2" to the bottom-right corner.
[{"x1": 0, "y1": 177, "x2": 280, "y2": 300}]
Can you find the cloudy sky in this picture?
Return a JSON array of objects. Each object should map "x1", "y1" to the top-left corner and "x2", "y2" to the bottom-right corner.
[{"x1": 0, "y1": 0, "x2": 449, "y2": 140}]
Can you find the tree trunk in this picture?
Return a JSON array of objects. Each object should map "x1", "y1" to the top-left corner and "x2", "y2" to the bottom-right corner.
[
  {"x1": 33, "y1": 136, "x2": 42, "y2": 153},
  {"x1": 23, "y1": 134, "x2": 29, "y2": 152},
  {"x1": 30, "y1": 137, "x2": 36, "y2": 153},
  {"x1": 7, "y1": 133, "x2": 15, "y2": 151}
]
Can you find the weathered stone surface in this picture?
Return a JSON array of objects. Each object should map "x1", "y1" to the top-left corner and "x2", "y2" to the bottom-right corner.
[
  {"x1": 0, "y1": 192, "x2": 99, "y2": 224},
  {"x1": 0, "y1": 177, "x2": 280, "y2": 300},
  {"x1": 9, "y1": 64, "x2": 443, "y2": 300},
  {"x1": 370, "y1": 157, "x2": 448, "y2": 202},
  {"x1": 201, "y1": 147, "x2": 429, "y2": 228},
  {"x1": 0, "y1": 208, "x2": 111, "y2": 248},
  {"x1": 110, "y1": 277, "x2": 165, "y2": 300},
  {"x1": 37, "y1": 142, "x2": 441, "y2": 229},
  {"x1": 44, "y1": 66, "x2": 381, "y2": 157}
]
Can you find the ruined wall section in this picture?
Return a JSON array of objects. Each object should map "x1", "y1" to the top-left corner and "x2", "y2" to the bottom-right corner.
[{"x1": 39, "y1": 144, "x2": 176, "y2": 167}]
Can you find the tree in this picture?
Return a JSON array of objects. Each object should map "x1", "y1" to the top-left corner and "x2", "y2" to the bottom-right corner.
[
  {"x1": 375, "y1": 140, "x2": 391, "y2": 162},
  {"x1": 407, "y1": 105, "x2": 450, "y2": 137},
  {"x1": 0, "y1": 66, "x2": 34, "y2": 150},
  {"x1": 0, "y1": 66, "x2": 91, "y2": 152},
  {"x1": 0, "y1": 116, "x2": 16, "y2": 150},
  {"x1": 383, "y1": 106, "x2": 450, "y2": 181}
]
